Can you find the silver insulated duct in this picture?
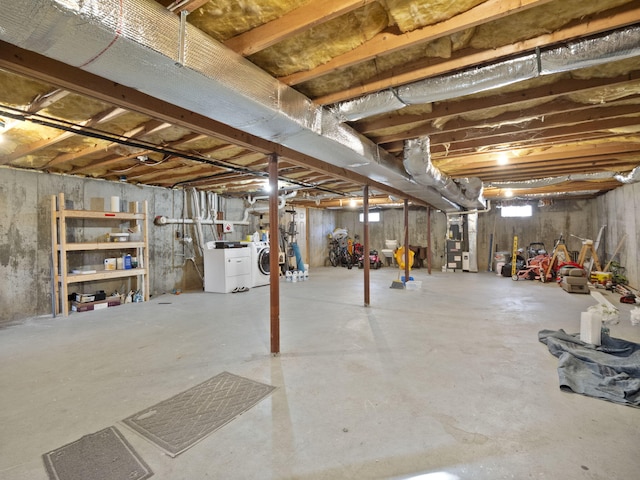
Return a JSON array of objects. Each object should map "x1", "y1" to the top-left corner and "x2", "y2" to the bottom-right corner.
[
  {"x1": 335, "y1": 25, "x2": 640, "y2": 122},
  {"x1": 614, "y1": 165, "x2": 640, "y2": 184},
  {"x1": 403, "y1": 137, "x2": 485, "y2": 209},
  {"x1": 0, "y1": 0, "x2": 460, "y2": 211}
]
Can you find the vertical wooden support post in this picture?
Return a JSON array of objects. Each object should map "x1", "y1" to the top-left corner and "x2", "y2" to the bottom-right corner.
[
  {"x1": 404, "y1": 199, "x2": 410, "y2": 283},
  {"x1": 363, "y1": 185, "x2": 370, "y2": 306},
  {"x1": 268, "y1": 153, "x2": 280, "y2": 354},
  {"x1": 427, "y1": 206, "x2": 432, "y2": 274}
]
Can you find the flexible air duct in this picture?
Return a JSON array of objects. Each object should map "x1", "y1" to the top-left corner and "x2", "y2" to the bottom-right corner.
[
  {"x1": 614, "y1": 165, "x2": 640, "y2": 184},
  {"x1": 540, "y1": 25, "x2": 640, "y2": 75},
  {"x1": 487, "y1": 172, "x2": 620, "y2": 189},
  {"x1": 403, "y1": 137, "x2": 485, "y2": 209},
  {"x1": 335, "y1": 26, "x2": 640, "y2": 121}
]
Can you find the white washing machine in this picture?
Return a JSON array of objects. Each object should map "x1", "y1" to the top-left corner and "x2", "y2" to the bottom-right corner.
[{"x1": 242, "y1": 241, "x2": 271, "y2": 287}]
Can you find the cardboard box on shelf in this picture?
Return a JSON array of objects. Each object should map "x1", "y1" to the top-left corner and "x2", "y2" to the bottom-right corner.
[
  {"x1": 73, "y1": 293, "x2": 95, "y2": 303},
  {"x1": 71, "y1": 297, "x2": 121, "y2": 312}
]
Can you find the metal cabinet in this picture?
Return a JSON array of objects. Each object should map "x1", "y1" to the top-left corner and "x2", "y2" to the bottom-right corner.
[{"x1": 446, "y1": 240, "x2": 463, "y2": 271}]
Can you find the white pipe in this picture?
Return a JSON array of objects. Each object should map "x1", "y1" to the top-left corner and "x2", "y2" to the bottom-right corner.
[
  {"x1": 448, "y1": 200, "x2": 492, "y2": 215},
  {"x1": 155, "y1": 216, "x2": 251, "y2": 226},
  {"x1": 247, "y1": 191, "x2": 297, "y2": 211},
  {"x1": 190, "y1": 188, "x2": 204, "y2": 256}
]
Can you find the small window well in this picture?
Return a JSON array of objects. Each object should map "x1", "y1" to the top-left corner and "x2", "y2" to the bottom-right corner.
[
  {"x1": 501, "y1": 205, "x2": 532, "y2": 218},
  {"x1": 359, "y1": 211, "x2": 380, "y2": 222}
]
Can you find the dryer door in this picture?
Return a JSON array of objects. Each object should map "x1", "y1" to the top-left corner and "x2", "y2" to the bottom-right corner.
[{"x1": 257, "y1": 246, "x2": 270, "y2": 275}]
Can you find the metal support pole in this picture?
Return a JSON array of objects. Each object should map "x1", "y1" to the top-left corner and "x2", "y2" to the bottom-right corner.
[
  {"x1": 404, "y1": 199, "x2": 410, "y2": 283},
  {"x1": 268, "y1": 153, "x2": 280, "y2": 354},
  {"x1": 427, "y1": 206, "x2": 432, "y2": 274},
  {"x1": 363, "y1": 185, "x2": 370, "y2": 306}
]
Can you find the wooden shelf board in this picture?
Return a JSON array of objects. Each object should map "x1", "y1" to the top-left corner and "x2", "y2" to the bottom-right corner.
[
  {"x1": 65, "y1": 268, "x2": 148, "y2": 284},
  {"x1": 61, "y1": 241, "x2": 146, "y2": 251},
  {"x1": 59, "y1": 210, "x2": 144, "y2": 220}
]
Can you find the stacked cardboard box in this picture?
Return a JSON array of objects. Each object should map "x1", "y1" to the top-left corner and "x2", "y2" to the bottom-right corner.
[{"x1": 71, "y1": 296, "x2": 121, "y2": 312}]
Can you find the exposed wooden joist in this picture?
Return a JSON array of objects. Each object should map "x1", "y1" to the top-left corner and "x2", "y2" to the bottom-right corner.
[
  {"x1": 54, "y1": 120, "x2": 177, "y2": 172},
  {"x1": 355, "y1": 72, "x2": 640, "y2": 134},
  {"x1": 469, "y1": 154, "x2": 639, "y2": 179},
  {"x1": 1, "y1": 106, "x2": 128, "y2": 165},
  {"x1": 429, "y1": 118, "x2": 640, "y2": 157},
  {"x1": 313, "y1": 4, "x2": 640, "y2": 104},
  {"x1": 27, "y1": 88, "x2": 69, "y2": 112},
  {"x1": 280, "y1": 0, "x2": 554, "y2": 86},
  {"x1": 375, "y1": 99, "x2": 640, "y2": 146},
  {"x1": 224, "y1": 0, "x2": 377, "y2": 56},
  {"x1": 381, "y1": 105, "x2": 640, "y2": 161}
]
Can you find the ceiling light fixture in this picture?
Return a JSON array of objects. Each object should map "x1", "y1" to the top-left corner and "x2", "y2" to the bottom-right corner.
[
  {"x1": 504, "y1": 189, "x2": 513, "y2": 198},
  {"x1": 349, "y1": 198, "x2": 357, "y2": 208},
  {"x1": 497, "y1": 152, "x2": 509, "y2": 165}
]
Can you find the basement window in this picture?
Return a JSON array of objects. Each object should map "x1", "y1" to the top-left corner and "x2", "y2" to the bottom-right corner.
[
  {"x1": 359, "y1": 211, "x2": 380, "y2": 222},
  {"x1": 501, "y1": 205, "x2": 532, "y2": 218}
]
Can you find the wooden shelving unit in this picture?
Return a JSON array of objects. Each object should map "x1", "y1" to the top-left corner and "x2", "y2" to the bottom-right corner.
[{"x1": 51, "y1": 192, "x2": 150, "y2": 316}]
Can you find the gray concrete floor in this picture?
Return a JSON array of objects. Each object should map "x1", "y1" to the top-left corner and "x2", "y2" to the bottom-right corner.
[{"x1": 1, "y1": 268, "x2": 639, "y2": 480}]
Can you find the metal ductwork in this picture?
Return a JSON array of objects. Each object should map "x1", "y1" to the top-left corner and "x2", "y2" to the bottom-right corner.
[
  {"x1": 335, "y1": 25, "x2": 640, "y2": 122},
  {"x1": 614, "y1": 165, "x2": 640, "y2": 184},
  {"x1": 487, "y1": 168, "x2": 640, "y2": 189},
  {"x1": 0, "y1": 0, "x2": 460, "y2": 211},
  {"x1": 403, "y1": 137, "x2": 485, "y2": 209},
  {"x1": 336, "y1": 54, "x2": 539, "y2": 122},
  {"x1": 333, "y1": 25, "x2": 640, "y2": 207},
  {"x1": 487, "y1": 172, "x2": 622, "y2": 189}
]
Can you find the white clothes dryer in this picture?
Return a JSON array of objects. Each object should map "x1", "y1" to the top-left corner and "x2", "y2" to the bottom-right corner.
[{"x1": 242, "y1": 241, "x2": 271, "y2": 287}]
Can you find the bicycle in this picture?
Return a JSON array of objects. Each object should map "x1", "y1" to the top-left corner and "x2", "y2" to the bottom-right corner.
[{"x1": 329, "y1": 238, "x2": 354, "y2": 269}]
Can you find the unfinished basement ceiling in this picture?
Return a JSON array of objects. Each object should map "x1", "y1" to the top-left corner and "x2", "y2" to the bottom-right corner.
[{"x1": 0, "y1": 0, "x2": 639, "y2": 210}]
